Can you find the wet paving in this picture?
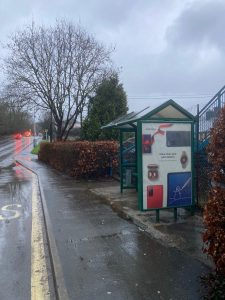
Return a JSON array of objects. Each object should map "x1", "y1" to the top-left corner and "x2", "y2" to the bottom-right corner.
[
  {"x1": 35, "y1": 164, "x2": 209, "y2": 300},
  {"x1": 1, "y1": 137, "x2": 210, "y2": 299}
]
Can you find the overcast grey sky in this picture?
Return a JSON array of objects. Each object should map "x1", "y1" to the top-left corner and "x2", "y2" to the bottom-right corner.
[{"x1": 1, "y1": 0, "x2": 225, "y2": 113}]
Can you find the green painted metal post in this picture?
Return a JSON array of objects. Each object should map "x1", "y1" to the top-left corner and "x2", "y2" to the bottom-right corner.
[
  {"x1": 119, "y1": 130, "x2": 123, "y2": 193},
  {"x1": 156, "y1": 209, "x2": 160, "y2": 222},
  {"x1": 191, "y1": 122, "x2": 196, "y2": 210},
  {"x1": 174, "y1": 208, "x2": 177, "y2": 220},
  {"x1": 137, "y1": 122, "x2": 143, "y2": 211}
]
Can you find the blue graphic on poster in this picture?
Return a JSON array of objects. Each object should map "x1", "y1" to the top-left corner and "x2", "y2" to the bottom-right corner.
[
  {"x1": 142, "y1": 122, "x2": 192, "y2": 209},
  {"x1": 167, "y1": 172, "x2": 192, "y2": 207}
]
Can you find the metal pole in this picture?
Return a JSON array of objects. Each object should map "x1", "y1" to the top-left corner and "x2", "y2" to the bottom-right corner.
[
  {"x1": 135, "y1": 127, "x2": 138, "y2": 192},
  {"x1": 33, "y1": 107, "x2": 36, "y2": 136},
  {"x1": 196, "y1": 104, "x2": 200, "y2": 207},
  {"x1": 33, "y1": 107, "x2": 37, "y2": 147},
  {"x1": 156, "y1": 209, "x2": 160, "y2": 222},
  {"x1": 50, "y1": 110, "x2": 53, "y2": 143},
  {"x1": 174, "y1": 208, "x2": 177, "y2": 221},
  {"x1": 218, "y1": 91, "x2": 221, "y2": 109},
  {"x1": 120, "y1": 130, "x2": 123, "y2": 193}
]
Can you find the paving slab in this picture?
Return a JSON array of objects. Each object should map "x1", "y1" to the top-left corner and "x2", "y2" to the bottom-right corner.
[
  {"x1": 90, "y1": 185, "x2": 212, "y2": 268},
  {"x1": 15, "y1": 149, "x2": 213, "y2": 299}
]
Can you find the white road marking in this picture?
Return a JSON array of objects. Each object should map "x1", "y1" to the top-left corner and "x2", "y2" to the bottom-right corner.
[{"x1": 0, "y1": 204, "x2": 22, "y2": 220}]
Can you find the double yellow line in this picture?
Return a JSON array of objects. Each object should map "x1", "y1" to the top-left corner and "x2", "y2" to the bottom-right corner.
[
  {"x1": 31, "y1": 174, "x2": 51, "y2": 300},
  {"x1": 16, "y1": 158, "x2": 69, "y2": 300}
]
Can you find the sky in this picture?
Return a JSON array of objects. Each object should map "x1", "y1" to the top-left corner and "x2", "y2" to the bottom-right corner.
[{"x1": 0, "y1": 0, "x2": 225, "y2": 114}]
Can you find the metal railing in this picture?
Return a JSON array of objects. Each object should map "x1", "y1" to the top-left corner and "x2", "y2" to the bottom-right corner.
[
  {"x1": 196, "y1": 85, "x2": 225, "y2": 208},
  {"x1": 198, "y1": 85, "x2": 225, "y2": 143}
]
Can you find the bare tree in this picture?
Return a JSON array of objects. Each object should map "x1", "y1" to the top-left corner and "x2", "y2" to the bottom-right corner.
[
  {"x1": 0, "y1": 97, "x2": 32, "y2": 135},
  {"x1": 1, "y1": 83, "x2": 31, "y2": 112},
  {"x1": 4, "y1": 21, "x2": 113, "y2": 140}
]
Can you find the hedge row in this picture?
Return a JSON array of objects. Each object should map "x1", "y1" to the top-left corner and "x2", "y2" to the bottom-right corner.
[
  {"x1": 203, "y1": 106, "x2": 225, "y2": 276},
  {"x1": 38, "y1": 141, "x2": 119, "y2": 178}
]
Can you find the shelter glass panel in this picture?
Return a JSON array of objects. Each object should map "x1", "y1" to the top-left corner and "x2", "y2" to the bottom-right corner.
[
  {"x1": 120, "y1": 130, "x2": 137, "y2": 190},
  {"x1": 122, "y1": 131, "x2": 136, "y2": 164}
]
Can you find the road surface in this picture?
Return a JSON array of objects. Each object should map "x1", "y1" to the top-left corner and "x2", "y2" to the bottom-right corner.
[
  {"x1": 0, "y1": 136, "x2": 210, "y2": 299},
  {"x1": 0, "y1": 136, "x2": 54, "y2": 300}
]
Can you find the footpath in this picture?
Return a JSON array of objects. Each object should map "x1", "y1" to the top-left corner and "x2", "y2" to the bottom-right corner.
[
  {"x1": 90, "y1": 186, "x2": 211, "y2": 268},
  {"x1": 15, "y1": 145, "x2": 212, "y2": 299},
  {"x1": 16, "y1": 146, "x2": 212, "y2": 269}
]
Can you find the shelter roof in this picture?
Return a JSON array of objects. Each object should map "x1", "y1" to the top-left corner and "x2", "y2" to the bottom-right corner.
[{"x1": 102, "y1": 99, "x2": 195, "y2": 129}]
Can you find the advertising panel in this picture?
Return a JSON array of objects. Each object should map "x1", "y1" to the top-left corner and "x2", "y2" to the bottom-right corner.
[{"x1": 142, "y1": 122, "x2": 192, "y2": 210}]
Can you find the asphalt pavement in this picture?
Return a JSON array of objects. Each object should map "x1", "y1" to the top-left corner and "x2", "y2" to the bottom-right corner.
[
  {"x1": 15, "y1": 145, "x2": 212, "y2": 300},
  {"x1": 0, "y1": 136, "x2": 55, "y2": 300}
]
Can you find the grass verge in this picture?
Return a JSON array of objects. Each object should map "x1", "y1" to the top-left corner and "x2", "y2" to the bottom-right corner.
[
  {"x1": 31, "y1": 142, "x2": 41, "y2": 155},
  {"x1": 31, "y1": 140, "x2": 49, "y2": 155}
]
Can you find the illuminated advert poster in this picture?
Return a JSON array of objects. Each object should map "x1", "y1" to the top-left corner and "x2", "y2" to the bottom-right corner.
[{"x1": 142, "y1": 122, "x2": 192, "y2": 210}]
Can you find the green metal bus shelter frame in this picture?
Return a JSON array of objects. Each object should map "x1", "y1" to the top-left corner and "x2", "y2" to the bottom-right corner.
[{"x1": 102, "y1": 100, "x2": 196, "y2": 219}]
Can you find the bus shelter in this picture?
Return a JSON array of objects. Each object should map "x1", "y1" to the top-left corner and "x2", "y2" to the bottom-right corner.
[{"x1": 102, "y1": 100, "x2": 196, "y2": 219}]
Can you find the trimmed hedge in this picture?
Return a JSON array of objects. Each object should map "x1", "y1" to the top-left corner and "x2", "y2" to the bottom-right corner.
[
  {"x1": 203, "y1": 106, "x2": 225, "y2": 276},
  {"x1": 38, "y1": 140, "x2": 119, "y2": 178}
]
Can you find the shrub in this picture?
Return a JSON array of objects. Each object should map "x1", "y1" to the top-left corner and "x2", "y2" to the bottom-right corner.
[
  {"x1": 203, "y1": 106, "x2": 225, "y2": 274},
  {"x1": 38, "y1": 140, "x2": 119, "y2": 178}
]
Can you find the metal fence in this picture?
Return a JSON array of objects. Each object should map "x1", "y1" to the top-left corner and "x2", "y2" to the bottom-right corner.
[
  {"x1": 196, "y1": 85, "x2": 225, "y2": 208},
  {"x1": 197, "y1": 85, "x2": 225, "y2": 140}
]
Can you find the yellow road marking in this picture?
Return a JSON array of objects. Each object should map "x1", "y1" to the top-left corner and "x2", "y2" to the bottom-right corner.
[
  {"x1": 0, "y1": 204, "x2": 21, "y2": 220},
  {"x1": 31, "y1": 175, "x2": 51, "y2": 300}
]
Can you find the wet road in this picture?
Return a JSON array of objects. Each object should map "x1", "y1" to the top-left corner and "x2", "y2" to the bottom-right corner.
[
  {"x1": 0, "y1": 136, "x2": 32, "y2": 167},
  {"x1": 0, "y1": 137, "x2": 54, "y2": 300},
  {"x1": 1, "y1": 136, "x2": 209, "y2": 299}
]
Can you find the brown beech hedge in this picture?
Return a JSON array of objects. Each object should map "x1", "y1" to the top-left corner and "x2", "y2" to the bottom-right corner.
[
  {"x1": 203, "y1": 106, "x2": 225, "y2": 275},
  {"x1": 38, "y1": 141, "x2": 119, "y2": 178}
]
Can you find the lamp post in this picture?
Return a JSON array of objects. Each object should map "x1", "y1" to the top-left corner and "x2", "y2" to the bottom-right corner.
[
  {"x1": 33, "y1": 106, "x2": 37, "y2": 147},
  {"x1": 50, "y1": 110, "x2": 53, "y2": 142}
]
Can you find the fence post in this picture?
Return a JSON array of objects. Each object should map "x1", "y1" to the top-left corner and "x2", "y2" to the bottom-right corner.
[
  {"x1": 218, "y1": 91, "x2": 221, "y2": 109},
  {"x1": 196, "y1": 104, "x2": 200, "y2": 207}
]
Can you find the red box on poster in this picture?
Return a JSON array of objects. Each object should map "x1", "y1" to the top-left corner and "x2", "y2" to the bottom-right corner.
[{"x1": 147, "y1": 185, "x2": 163, "y2": 208}]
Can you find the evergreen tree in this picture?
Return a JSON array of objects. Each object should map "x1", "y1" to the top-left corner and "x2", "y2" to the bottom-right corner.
[{"x1": 81, "y1": 74, "x2": 128, "y2": 140}]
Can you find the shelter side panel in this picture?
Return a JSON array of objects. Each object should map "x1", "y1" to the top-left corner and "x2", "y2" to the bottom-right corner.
[{"x1": 142, "y1": 122, "x2": 192, "y2": 210}]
